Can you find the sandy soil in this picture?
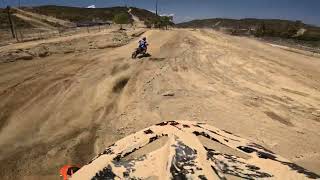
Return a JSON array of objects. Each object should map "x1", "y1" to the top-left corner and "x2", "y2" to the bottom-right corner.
[
  {"x1": 13, "y1": 8, "x2": 75, "y2": 28},
  {"x1": 128, "y1": 8, "x2": 146, "y2": 28},
  {"x1": 13, "y1": 13, "x2": 55, "y2": 29},
  {"x1": 0, "y1": 28, "x2": 319, "y2": 179}
]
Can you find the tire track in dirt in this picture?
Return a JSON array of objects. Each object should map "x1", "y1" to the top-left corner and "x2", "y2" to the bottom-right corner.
[
  {"x1": 0, "y1": 29, "x2": 179, "y2": 179},
  {"x1": 0, "y1": 29, "x2": 320, "y2": 179}
]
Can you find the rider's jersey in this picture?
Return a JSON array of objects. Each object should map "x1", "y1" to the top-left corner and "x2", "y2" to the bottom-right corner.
[{"x1": 139, "y1": 40, "x2": 147, "y2": 49}]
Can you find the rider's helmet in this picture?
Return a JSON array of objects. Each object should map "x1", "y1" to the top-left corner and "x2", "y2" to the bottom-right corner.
[{"x1": 142, "y1": 37, "x2": 147, "y2": 41}]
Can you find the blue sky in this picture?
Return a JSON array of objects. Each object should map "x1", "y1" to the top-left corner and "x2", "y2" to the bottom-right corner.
[{"x1": 1, "y1": 0, "x2": 320, "y2": 25}]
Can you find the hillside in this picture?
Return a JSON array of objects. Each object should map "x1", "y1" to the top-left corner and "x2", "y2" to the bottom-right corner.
[
  {"x1": 177, "y1": 18, "x2": 320, "y2": 42},
  {"x1": 13, "y1": 7, "x2": 75, "y2": 28},
  {"x1": 130, "y1": 7, "x2": 161, "y2": 27},
  {"x1": 0, "y1": 5, "x2": 161, "y2": 30},
  {"x1": 22, "y1": 6, "x2": 132, "y2": 25},
  {"x1": 21, "y1": 5, "x2": 161, "y2": 26},
  {"x1": 0, "y1": 8, "x2": 33, "y2": 29}
]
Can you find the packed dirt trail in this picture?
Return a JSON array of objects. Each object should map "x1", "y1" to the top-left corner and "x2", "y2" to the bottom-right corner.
[{"x1": 0, "y1": 29, "x2": 320, "y2": 179}]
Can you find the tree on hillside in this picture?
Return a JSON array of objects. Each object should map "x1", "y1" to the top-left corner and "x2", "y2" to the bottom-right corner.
[
  {"x1": 113, "y1": 13, "x2": 129, "y2": 30},
  {"x1": 286, "y1": 20, "x2": 303, "y2": 38},
  {"x1": 255, "y1": 22, "x2": 266, "y2": 37},
  {"x1": 160, "y1": 16, "x2": 172, "y2": 30},
  {"x1": 150, "y1": 16, "x2": 172, "y2": 29},
  {"x1": 144, "y1": 19, "x2": 154, "y2": 28}
]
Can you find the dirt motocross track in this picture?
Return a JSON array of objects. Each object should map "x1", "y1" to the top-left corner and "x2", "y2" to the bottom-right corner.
[{"x1": 0, "y1": 29, "x2": 320, "y2": 179}]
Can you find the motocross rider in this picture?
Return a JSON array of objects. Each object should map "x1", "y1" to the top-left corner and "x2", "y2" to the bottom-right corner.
[{"x1": 138, "y1": 37, "x2": 148, "y2": 53}]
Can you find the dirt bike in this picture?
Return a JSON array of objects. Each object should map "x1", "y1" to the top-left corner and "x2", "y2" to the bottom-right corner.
[
  {"x1": 132, "y1": 45, "x2": 149, "y2": 59},
  {"x1": 60, "y1": 121, "x2": 320, "y2": 180}
]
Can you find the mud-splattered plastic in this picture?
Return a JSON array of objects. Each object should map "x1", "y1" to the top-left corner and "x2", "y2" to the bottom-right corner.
[{"x1": 69, "y1": 121, "x2": 320, "y2": 180}]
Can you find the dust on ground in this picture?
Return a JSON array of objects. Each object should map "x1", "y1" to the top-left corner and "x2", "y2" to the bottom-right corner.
[{"x1": 0, "y1": 28, "x2": 319, "y2": 179}]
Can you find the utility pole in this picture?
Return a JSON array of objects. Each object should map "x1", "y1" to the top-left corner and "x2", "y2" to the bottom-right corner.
[
  {"x1": 6, "y1": 6, "x2": 16, "y2": 39},
  {"x1": 124, "y1": 0, "x2": 127, "y2": 8},
  {"x1": 1, "y1": 0, "x2": 7, "y2": 7},
  {"x1": 155, "y1": 0, "x2": 158, "y2": 16}
]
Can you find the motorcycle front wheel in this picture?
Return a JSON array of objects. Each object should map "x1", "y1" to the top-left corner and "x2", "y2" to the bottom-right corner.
[{"x1": 132, "y1": 51, "x2": 137, "y2": 59}]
